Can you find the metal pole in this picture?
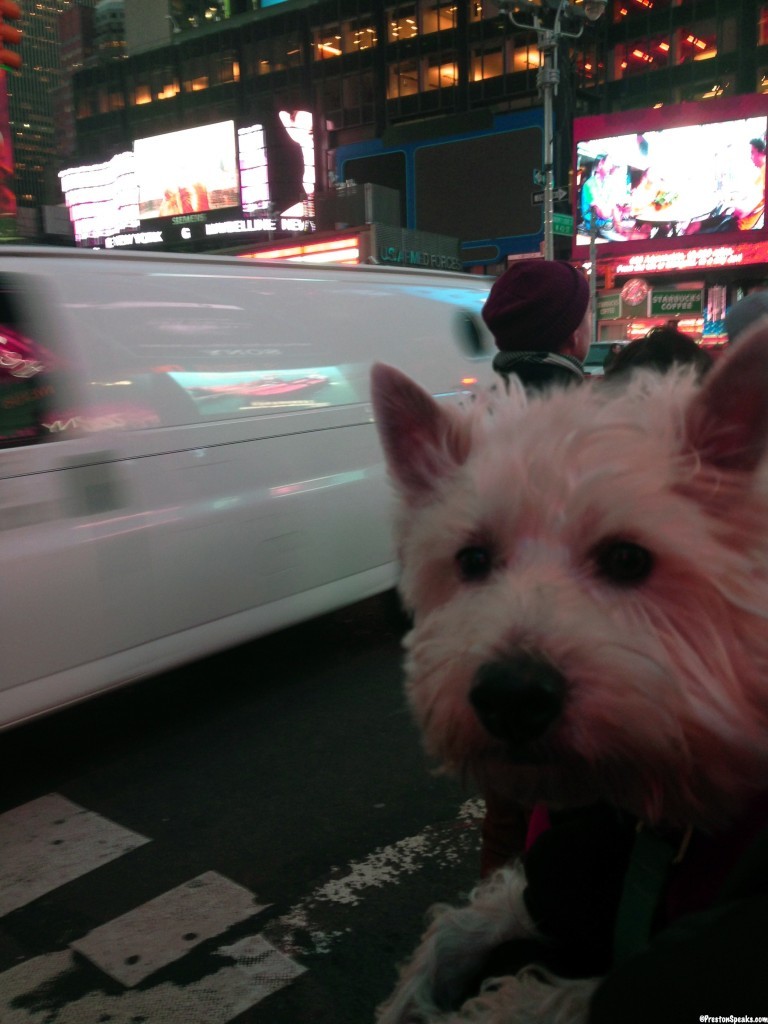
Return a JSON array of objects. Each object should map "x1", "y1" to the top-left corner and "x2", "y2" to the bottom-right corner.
[
  {"x1": 503, "y1": 0, "x2": 604, "y2": 263},
  {"x1": 537, "y1": 18, "x2": 561, "y2": 261}
]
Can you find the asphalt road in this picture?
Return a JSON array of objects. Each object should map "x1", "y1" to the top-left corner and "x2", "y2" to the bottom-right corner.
[{"x1": 0, "y1": 592, "x2": 484, "y2": 1023}]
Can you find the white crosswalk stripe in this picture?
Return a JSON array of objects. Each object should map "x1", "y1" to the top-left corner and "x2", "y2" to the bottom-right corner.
[
  {"x1": 0, "y1": 794, "x2": 303, "y2": 1023},
  {"x1": 0, "y1": 793, "x2": 150, "y2": 917},
  {"x1": 71, "y1": 871, "x2": 269, "y2": 987},
  {"x1": 0, "y1": 938, "x2": 306, "y2": 1023}
]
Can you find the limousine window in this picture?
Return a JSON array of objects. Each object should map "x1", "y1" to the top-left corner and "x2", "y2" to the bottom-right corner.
[
  {"x1": 0, "y1": 323, "x2": 52, "y2": 448},
  {"x1": 72, "y1": 276, "x2": 365, "y2": 426}
]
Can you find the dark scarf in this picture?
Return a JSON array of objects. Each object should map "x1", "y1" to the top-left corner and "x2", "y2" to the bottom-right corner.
[{"x1": 492, "y1": 350, "x2": 585, "y2": 390}]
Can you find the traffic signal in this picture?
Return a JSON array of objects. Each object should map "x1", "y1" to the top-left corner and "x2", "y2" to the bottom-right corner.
[{"x1": 0, "y1": 0, "x2": 22, "y2": 73}]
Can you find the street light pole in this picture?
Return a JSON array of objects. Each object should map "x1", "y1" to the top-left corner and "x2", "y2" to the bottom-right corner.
[
  {"x1": 538, "y1": 22, "x2": 559, "y2": 261},
  {"x1": 500, "y1": 0, "x2": 607, "y2": 261}
]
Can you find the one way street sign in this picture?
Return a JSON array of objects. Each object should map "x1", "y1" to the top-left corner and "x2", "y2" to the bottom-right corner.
[{"x1": 532, "y1": 187, "x2": 568, "y2": 205}]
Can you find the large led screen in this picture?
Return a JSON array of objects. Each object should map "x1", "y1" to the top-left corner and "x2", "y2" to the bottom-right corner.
[
  {"x1": 133, "y1": 120, "x2": 240, "y2": 220},
  {"x1": 573, "y1": 96, "x2": 768, "y2": 257}
]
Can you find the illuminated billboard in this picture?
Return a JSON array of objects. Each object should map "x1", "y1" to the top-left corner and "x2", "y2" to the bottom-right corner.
[
  {"x1": 59, "y1": 112, "x2": 316, "y2": 248},
  {"x1": 59, "y1": 151, "x2": 139, "y2": 243},
  {"x1": 238, "y1": 111, "x2": 315, "y2": 218},
  {"x1": 133, "y1": 120, "x2": 240, "y2": 219},
  {"x1": 0, "y1": 69, "x2": 16, "y2": 236},
  {"x1": 573, "y1": 95, "x2": 768, "y2": 258}
]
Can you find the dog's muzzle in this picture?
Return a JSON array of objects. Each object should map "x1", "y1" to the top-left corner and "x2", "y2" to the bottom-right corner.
[{"x1": 470, "y1": 654, "x2": 566, "y2": 749}]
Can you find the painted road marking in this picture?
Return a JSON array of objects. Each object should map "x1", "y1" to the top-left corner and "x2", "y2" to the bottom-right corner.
[
  {"x1": 0, "y1": 936, "x2": 306, "y2": 1023},
  {"x1": 71, "y1": 871, "x2": 269, "y2": 986},
  {"x1": 0, "y1": 794, "x2": 150, "y2": 917},
  {"x1": 265, "y1": 797, "x2": 484, "y2": 956}
]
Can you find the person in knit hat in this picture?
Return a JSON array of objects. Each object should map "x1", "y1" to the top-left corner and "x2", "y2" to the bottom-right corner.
[{"x1": 482, "y1": 258, "x2": 592, "y2": 390}]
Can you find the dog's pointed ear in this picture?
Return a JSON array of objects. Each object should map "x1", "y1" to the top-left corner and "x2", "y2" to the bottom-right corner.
[
  {"x1": 371, "y1": 363, "x2": 471, "y2": 498},
  {"x1": 685, "y1": 321, "x2": 768, "y2": 474}
]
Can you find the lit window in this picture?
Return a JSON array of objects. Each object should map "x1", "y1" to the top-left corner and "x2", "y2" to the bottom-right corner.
[
  {"x1": 512, "y1": 44, "x2": 542, "y2": 71},
  {"x1": 426, "y1": 59, "x2": 458, "y2": 88}
]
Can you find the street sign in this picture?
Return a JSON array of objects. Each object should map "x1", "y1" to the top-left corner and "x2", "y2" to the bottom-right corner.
[
  {"x1": 532, "y1": 187, "x2": 568, "y2": 205},
  {"x1": 552, "y1": 213, "x2": 574, "y2": 236}
]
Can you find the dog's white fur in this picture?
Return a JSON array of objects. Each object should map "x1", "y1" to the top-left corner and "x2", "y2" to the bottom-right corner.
[{"x1": 371, "y1": 323, "x2": 768, "y2": 1023}]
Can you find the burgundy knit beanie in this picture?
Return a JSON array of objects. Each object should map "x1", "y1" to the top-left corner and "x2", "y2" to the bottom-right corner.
[{"x1": 482, "y1": 259, "x2": 590, "y2": 353}]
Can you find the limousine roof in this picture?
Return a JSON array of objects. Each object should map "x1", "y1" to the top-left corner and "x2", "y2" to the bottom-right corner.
[{"x1": 0, "y1": 245, "x2": 486, "y2": 282}]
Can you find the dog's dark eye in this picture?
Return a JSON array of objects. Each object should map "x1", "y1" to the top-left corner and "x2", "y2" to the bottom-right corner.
[
  {"x1": 456, "y1": 546, "x2": 493, "y2": 582},
  {"x1": 593, "y1": 540, "x2": 653, "y2": 586}
]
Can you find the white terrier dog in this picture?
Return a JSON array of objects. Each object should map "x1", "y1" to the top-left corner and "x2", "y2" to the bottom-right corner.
[{"x1": 370, "y1": 325, "x2": 768, "y2": 1024}]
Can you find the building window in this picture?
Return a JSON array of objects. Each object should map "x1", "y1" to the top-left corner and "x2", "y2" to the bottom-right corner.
[
  {"x1": 315, "y1": 25, "x2": 343, "y2": 59},
  {"x1": 156, "y1": 81, "x2": 179, "y2": 102},
  {"x1": 426, "y1": 54, "x2": 458, "y2": 89},
  {"x1": 422, "y1": 2, "x2": 457, "y2": 35},
  {"x1": 613, "y1": 36, "x2": 672, "y2": 78},
  {"x1": 575, "y1": 47, "x2": 603, "y2": 86},
  {"x1": 614, "y1": 0, "x2": 681, "y2": 20},
  {"x1": 471, "y1": 43, "x2": 504, "y2": 81},
  {"x1": 344, "y1": 17, "x2": 378, "y2": 52},
  {"x1": 676, "y1": 25, "x2": 717, "y2": 63},
  {"x1": 211, "y1": 53, "x2": 240, "y2": 85},
  {"x1": 388, "y1": 58, "x2": 420, "y2": 97},
  {"x1": 511, "y1": 42, "x2": 541, "y2": 72},
  {"x1": 388, "y1": 4, "x2": 418, "y2": 41},
  {"x1": 469, "y1": 1, "x2": 501, "y2": 23},
  {"x1": 319, "y1": 76, "x2": 343, "y2": 121},
  {"x1": 182, "y1": 56, "x2": 210, "y2": 92},
  {"x1": 283, "y1": 33, "x2": 304, "y2": 69},
  {"x1": 243, "y1": 39, "x2": 274, "y2": 75}
]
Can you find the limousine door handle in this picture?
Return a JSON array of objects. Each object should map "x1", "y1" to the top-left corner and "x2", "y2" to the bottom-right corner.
[{"x1": 59, "y1": 451, "x2": 126, "y2": 516}]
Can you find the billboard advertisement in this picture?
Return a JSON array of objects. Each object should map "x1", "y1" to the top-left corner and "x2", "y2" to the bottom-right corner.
[
  {"x1": 133, "y1": 120, "x2": 240, "y2": 219},
  {"x1": 59, "y1": 112, "x2": 316, "y2": 248},
  {"x1": 0, "y1": 69, "x2": 16, "y2": 238},
  {"x1": 58, "y1": 151, "x2": 139, "y2": 244},
  {"x1": 573, "y1": 95, "x2": 768, "y2": 258}
]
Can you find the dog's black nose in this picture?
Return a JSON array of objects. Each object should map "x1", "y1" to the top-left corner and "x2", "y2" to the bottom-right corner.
[{"x1": 470, "y1": 655, "x2": 566, "y2": 746}]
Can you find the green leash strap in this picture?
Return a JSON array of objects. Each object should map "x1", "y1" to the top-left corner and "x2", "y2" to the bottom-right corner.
[{"x1": 613, "y1": 824, "x2": 683, "y2": 964}]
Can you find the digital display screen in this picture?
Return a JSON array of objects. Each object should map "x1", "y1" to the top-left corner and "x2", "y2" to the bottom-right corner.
[
  {"x1": 133, "y1": 120, "x2": 240, "y2": 220},
  {"x1": 59, "y1": 152, "x2": 139, "y2": 243},
  {"x1": 573, "y1": 97, "x2": 768, "y2": 257}
]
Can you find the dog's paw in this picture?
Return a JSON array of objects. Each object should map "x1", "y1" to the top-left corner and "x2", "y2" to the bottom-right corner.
[
  {"x1": 456, "y1": 967, "x2": 599, "y2": 1024},
  {"x1": 376, "y1": 865, "x2": 540, "y2": 1023}
]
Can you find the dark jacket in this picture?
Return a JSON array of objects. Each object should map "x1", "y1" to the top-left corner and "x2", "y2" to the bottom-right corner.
[{"x1": 475, "y1": 798, "x2": 768, "y2": 1022}]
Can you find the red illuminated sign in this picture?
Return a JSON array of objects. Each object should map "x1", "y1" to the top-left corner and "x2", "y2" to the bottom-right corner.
[
  {"x1": 605, "y1": 240, "x2": 768, "y2": 275},
  {"x1": 0, "y1": 0, "x2": 21, "y2": 73}
]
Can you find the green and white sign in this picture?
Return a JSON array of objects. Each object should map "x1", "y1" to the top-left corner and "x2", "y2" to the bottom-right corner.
[
  {"x1": 649, "y1": 289, "x2": 704, "y2": 317},
  {"x1": 597, "y1": 292, "x2": 622, "y2": 320}
]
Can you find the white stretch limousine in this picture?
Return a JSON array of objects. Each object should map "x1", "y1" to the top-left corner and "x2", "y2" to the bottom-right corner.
[{"x1": 0, "y1": 247, "x2": 495, "y2": 729}]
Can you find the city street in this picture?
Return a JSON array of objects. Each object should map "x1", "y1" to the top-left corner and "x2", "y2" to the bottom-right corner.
[{"x1": 0, "y1": 592, "x2": 484, "y2": 1023}]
